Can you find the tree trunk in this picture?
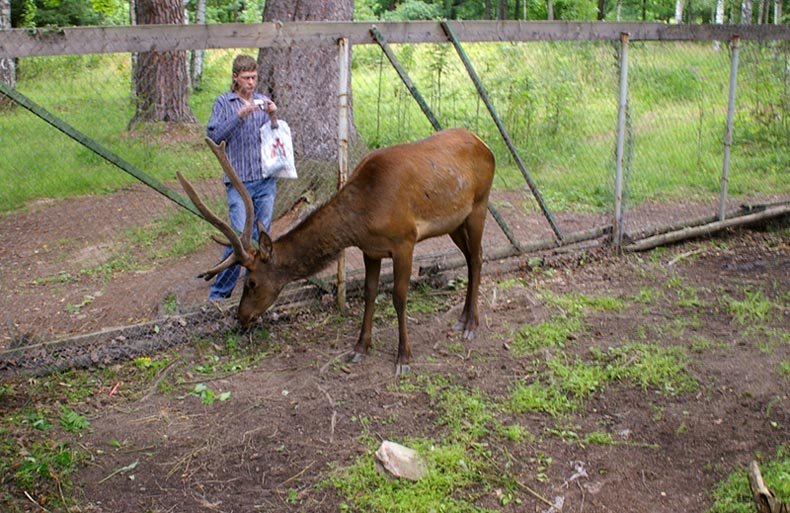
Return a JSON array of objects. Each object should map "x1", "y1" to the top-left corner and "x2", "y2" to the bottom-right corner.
[
  {"x1": 775, "y1": 0, "x2": 783, "y2": 24},
  {"x1": 742, "y1": 0, "x2": 754, "y2": 22},
  {"x1": 190, "y1": 0, "x2": 206, "y2": 91},
  {"x1": 498, "y1": 0, "x2": 508, "y2": 19},
  {"x1": 257, "y1": 0, "x2": 354, "y2": 161},
  {"x1": 0, "y1": 0, "x2": 16, "y2": 108},
  {"x1": 675, "y1": 0, "x2": 684, "y2": 22},
  {"x1": 547, "y1": 0, "x2": 555, "y2": 19},
  {"x1": 598, "y1": 0, "x2": 607, "y2": 20},
  {"x1": 130, "y1": 0, "x2": 197, "y2": 127},
  {"x1": 485, "y1": 0, "x2": 492, "y2": 19}
]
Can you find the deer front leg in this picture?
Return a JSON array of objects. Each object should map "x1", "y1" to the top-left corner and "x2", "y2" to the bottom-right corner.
[
  {"x1": 391, "y1": 246, "x2": 415, "y2": 375},
  {"x1": 351, "y1": 254, "x2": 381, "y2": 363}
]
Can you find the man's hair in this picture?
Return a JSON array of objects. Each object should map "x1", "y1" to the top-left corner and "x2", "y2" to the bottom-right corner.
[{"x1": 231, "y1": 54, "x2": 257, "y2": 92}]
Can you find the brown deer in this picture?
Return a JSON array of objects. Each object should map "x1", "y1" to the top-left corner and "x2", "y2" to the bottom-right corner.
[{"x1": 178, "y1": 128, "x2": 495, "y2": 375}]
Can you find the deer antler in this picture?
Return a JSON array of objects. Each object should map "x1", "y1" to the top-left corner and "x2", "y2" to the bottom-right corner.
[{"x1": 175, "y1": 138, "x2": 258, "y2": 281}]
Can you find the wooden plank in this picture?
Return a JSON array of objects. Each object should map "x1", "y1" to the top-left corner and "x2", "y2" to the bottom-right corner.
[{"x1": 1, "y1": 21, "x2": 788, "y2": 58}]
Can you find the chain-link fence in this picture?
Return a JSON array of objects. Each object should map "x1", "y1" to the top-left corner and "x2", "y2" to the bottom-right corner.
[{"x1": 1, "y1": 23, "x2": 788, "y2": 371}]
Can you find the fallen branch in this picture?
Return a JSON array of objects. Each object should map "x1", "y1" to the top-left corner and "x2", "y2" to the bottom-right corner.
[{"x1": 748, "y1": 460, "x2": 788, "y2": 513}]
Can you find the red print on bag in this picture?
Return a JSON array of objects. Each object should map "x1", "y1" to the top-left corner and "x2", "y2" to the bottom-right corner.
[{"x1": 270, "y1": 137, "x2": 286, "y2": 158}]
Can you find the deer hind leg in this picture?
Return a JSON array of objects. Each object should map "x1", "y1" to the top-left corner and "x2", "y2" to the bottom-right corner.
[
  {"x1": 449, "y1": 205, "x2": 486, "y2": 340},
  {"x1": 351, "y1": 253, "x2": 382, "y2": 363},
  {"x1": 391, "y1": 244, "x2": 415, "y2": 375}
]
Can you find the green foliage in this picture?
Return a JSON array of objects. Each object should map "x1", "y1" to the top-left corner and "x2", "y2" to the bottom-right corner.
[
  {"x1": 10, "y1": 0, "x2": 112, "y2": 28},
  {"x1": 508, "y1": 381, "x2": 576, "y2": 416},
  {"x1": 10, "y1": 440, "x2": 82, "y2": 491},
  {"x1": 59, "y1": 405, "x2": 90, "y2": 433},
  {"x1": 192, "y1": 383, "x2": 231, "y2": 405},
  {"x1": 592, "y1": 343, "x2": 698, "y2": 394},
  {"x1": 512, "y1": 314, "x2": 582, "y2": 354},
  {"x1": 382, "y1": 0, "x2": 443, "y2": 20}
]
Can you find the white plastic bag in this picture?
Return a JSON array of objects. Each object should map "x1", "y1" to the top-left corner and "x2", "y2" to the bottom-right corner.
[{"x1": 260, "y1": 119, "x2": 297, "y2": 179}]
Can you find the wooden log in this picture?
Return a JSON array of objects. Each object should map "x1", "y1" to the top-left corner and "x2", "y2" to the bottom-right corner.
[
  {"x1": 748, "y1": 460, "x2": 789, "y2": 513},
  {"x1": 624, "y1": 204, "x2": 790, "y2": 252}
]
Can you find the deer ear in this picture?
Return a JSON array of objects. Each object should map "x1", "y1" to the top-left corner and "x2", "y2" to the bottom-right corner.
[{"x1": 257, "y1": 220, "x2": 273, "y2": 262}]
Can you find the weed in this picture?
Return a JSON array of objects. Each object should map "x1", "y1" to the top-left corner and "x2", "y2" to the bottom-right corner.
[
  {"x1": 511, "y1": 314, "x2": 582, "y2": 354},
  {"x1": 726, "y1": 289, "x2": 774, "y2": 324},
  {"x1": 65, "y1": 294, "x2": 95, "y2": 314},
  {"x1": 11, "y1": 440, "x2": 83, "y2": 492},
  {"x1": 677, "y1": 286, "x2": 703, "y2": 309},
  {"x1": 497, "y1": 424, "x2": 534, "y2": 443},
  {"x1": 633, "y1": 287, "x2": 662, "y2": 304},
  {"x1": 583, "y1": 431, "x2": 615, "y2": 446},
  {"x1": 24, "y1": 410, "x2": 53, "y2": 431},
  {"x1": 508, "y1": 381, "x2": 576, "y2": 417},
  {"x1": 781, "y1": 361, "x2": 790, "y2": 379},
  {"x1": 59, "y1": 405, "x2": 90, "y2": 433},
  {"x1": 432, "y1": 385, "x2": 496, "y2": 441},
  {"x1": 192, "y1": 383, "x2": 231, "y2": 406},
  {"x1": 497, "y1": 277, "x2": 525, "y2": 290},
  {"x1": 162, "y1": 292, "x2": 178, "y2": 315}
]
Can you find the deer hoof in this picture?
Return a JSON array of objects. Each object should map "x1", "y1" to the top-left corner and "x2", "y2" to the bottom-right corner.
[
  {"x1": 462, "y1": 329, "x2": 476, "y2": 341},
  {"x1": 350, "y1": 352, "x2": 365, "y2": 364},
  {"x1": 395, "y1": 363, "x2": 411, "y2": 376}
]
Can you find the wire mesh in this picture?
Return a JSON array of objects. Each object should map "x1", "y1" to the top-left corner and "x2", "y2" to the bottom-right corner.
[{"x1": 1, "y1": 36, "x2": 787, "y2": 360}]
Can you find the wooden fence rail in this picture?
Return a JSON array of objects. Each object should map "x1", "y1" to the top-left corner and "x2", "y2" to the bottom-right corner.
[{"x1": 1, "y1": 21, "x2": 789, "y2": 58}]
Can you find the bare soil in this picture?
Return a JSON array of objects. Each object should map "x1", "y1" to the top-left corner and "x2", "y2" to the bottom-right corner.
[
  {"x1": 0, "y1": 183, "x2": 787, "y2": 513},
  {"x1": 3, "y1": 225, "x2": 784, "y2": 513}
]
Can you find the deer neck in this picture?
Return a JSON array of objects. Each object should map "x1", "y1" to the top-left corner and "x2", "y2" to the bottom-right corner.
[{"x1": 272, "y1": 200, "x2": 356, "y2": 281}]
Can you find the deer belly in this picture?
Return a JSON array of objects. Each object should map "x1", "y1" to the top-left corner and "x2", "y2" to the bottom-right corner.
[{"x1": 414, "y1": 212, "x2": 468, "y2": 242}]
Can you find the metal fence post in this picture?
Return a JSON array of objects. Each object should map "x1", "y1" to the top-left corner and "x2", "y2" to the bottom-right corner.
[
  {"x1": 614, "y1": 32, "x2": 630, "y2": 249},
  {"x1": 719, "y1": 35, "x2": 741, "y2": 221},
  {"x1": 337, "y1": 37, "x2": 350, "y2": 310}
]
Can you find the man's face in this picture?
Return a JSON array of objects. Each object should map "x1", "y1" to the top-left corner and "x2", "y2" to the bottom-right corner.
[{"x1": 234, "y1": 71, "x2": 258, "y2": 96}]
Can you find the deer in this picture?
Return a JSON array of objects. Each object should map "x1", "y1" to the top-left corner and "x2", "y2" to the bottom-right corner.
[{"x1": 177, "y1": 128, "x2": 495, "y2": 375}]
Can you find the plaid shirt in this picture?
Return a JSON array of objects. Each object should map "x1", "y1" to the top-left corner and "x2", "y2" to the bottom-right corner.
[{"x1": 206, "y1": 91, "x2": 272, "y2": 183}]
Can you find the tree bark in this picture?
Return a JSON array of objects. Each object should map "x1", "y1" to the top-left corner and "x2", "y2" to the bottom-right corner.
[
  {"x1": 0, "y1": 0, "x2": 15, "y2": 108},
  {"x1": 598, "y1": 0, "x2": 607, "y2": 20},
  {"x1": 742, "y1": 0, "x2": 754, "y2": 22},
  {"x1": 190, "y1": 0, "x2": 206, "y2": 90},
  {"x1": 130, "y1": 0, "x2": 197, "y2": 127},
  {"x1": 257, "y1": 0, "x2": 354, "y2": 161},
  {"x1": 497, "y1": 0, "x2": 508, "y2": 19}
]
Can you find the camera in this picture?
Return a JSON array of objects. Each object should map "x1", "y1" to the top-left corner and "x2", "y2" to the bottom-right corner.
[{"x1": 253, "y1": 98, "x2": 266, "y2": 110}]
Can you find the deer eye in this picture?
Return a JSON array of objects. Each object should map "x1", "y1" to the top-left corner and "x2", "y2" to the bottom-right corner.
[{"x1": 247, "y1": 278, "x2": 257, "y2": 290}]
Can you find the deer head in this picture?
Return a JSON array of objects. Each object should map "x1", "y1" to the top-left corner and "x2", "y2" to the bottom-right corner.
[{"x1": 177, "y1": 138, "x2": 284, "y2": 326}]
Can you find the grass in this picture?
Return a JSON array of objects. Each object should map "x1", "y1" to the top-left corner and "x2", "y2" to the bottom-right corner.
[
  {"x1": 330, "y1": 439, "x2": 495, "y2": 513},
  {"x1": 3, "y1": 43, "x2": 787, "y2": 217},
  {"x1": 726, "y1": 289, "x2": 775, "y2": 324},
  {"x1": 708, "y1": 445, "x2": 790, "y2": 513}
]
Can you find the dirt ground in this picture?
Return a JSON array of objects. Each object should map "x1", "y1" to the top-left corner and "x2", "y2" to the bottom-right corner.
[
  {"x1": 2, "y1": 224, "x2": 785, "y2": 513},
  {"x1": 0, "y1": 181, "x2": 788, "y2": 512}
]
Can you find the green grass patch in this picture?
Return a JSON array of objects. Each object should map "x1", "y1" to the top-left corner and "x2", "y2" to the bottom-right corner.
[
  {"x1": 708, "y1": 445, "x2": 789, "y2": 513},
  {"x1": 330, "y1": 439, "x2": 495, "y2": 513},
  {"x1": 726, "y1": 289, "x2": 775, "y2": 325}
]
